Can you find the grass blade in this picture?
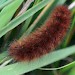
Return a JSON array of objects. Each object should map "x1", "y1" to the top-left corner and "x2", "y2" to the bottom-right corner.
[
  {"x1": 0, "y1": 0, "x2": 14, "y2": 10},
  {"x1": 0, "y1": 0, "x2": 23, "y2": 29},
  {"x1": 0, "y1": 0, "x2": 53, "y2": 38},
  {"x1": 0, "y1": 45, "x2": 75, "y2": 75}
]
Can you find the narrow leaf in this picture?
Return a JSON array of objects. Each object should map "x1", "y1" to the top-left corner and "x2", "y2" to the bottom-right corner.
[
  {"x1": 0, "y1": 46, "x2": 75, "y2": 75},
  {"x1": 0, "y1": 0, "x2": 53, "y2": 38},
  {"x1": 0, "y1": 0, "x2": 23, "y2": 29}
]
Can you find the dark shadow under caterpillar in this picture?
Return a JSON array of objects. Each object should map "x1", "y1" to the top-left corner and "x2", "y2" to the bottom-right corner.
[{"x1": 9, "y1": 6, "x2": 71, "y2": 61}]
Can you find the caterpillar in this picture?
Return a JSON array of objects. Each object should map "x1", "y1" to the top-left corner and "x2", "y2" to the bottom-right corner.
[{"x1": 9, "y1": 6, "x2": 71, "y2": 61}]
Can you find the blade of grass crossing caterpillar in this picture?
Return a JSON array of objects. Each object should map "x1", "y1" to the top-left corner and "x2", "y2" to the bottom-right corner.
[
  {"x1": 0, "y1": 0, "x2": 23, "y2": 29},
  {"x1": 0, "y1": 46, "x2": 75, "y2": 75}
]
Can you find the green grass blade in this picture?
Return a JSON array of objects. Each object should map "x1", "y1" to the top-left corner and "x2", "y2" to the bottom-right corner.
[
  {"x1": 39, "y1": 61, "x2": 75, "y2": 70},
  {"x1": 0, "y1": 45, "x2": 75, "y2": 75},
  {"x1": 0, "y1": 0, "x2": 53, "y2": 38},
  {"x1": 0, "y1": 0, "x2": 23, "y2": 29},
  {"x1": 62, "y1": 14, "x2": 75, "y2": 48},
  {"x1": 0, "y1": 0, "x2": 7, "y2": 5},
  {"x1": 0, "y1": 51, "x2": 8, "y2": 63},
  {"x1": 68, "y1": 67, "x2": 75, "y2": 75},
  {"x1": 0, "y1": 0, "x2": 14, "y2": 10},
  {"x1": 56, "y1": 0, "x2": 66, "y2": 5},
  {"x1": 60, "y1": 60, "x2": 75, "y2": 73}
]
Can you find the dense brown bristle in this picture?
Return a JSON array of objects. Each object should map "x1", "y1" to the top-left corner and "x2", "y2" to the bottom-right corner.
[{"x1": 9, "y1": 6, "x2": 71, "y2": 61}]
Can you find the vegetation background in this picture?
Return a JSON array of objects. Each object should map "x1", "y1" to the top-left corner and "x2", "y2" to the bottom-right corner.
[{"x1": 0, "y1": 0, "x2": 75, "y2": 75}]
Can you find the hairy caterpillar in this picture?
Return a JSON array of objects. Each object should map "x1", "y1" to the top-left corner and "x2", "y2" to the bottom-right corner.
[{"x1": 9, "y1": 6, "x2": 71, "y2": 61}]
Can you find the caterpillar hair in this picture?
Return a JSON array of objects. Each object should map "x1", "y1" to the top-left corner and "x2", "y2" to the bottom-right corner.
[{"x1": 9, "y1": 6, "x2": 71, "y2": 61}]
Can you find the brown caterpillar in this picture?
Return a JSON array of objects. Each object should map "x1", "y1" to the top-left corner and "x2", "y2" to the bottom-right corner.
[{"x1": 9, "y1": 6, "x2": 71, "y2": 61}]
